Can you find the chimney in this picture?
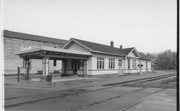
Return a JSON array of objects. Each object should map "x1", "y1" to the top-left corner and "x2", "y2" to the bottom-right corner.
[
  {"x1": 110, "y1": 41, "x2": 114, "y2": 47},
  {"x1": 120, "y1": 45, "x2": 123, "y2": 49}
]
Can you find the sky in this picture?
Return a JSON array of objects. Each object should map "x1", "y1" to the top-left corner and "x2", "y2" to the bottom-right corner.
[{"x1": 3, "y1": 0, "x2": 177, "y2": 53}]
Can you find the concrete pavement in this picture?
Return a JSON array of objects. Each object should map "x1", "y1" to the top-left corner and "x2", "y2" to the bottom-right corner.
[{"x1": 126, "y1": 89, "x2": 176, "y2": 111}]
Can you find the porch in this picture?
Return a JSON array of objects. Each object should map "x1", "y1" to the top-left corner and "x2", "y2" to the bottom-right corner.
[{"x1": 16, "y1": 46, "x2": 92, "y2": 80}]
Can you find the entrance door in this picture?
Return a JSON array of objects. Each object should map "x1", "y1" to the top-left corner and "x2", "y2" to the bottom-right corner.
[
  {"x1": 118, "y1": 59, "x2": 123, "y2": 75},
  {"x1": 72, "y1": 59, "x2": 79, "y2": 75}
]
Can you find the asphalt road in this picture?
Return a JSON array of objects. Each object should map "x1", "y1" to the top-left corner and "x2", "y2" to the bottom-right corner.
[{"x1": 4, "y1": 71, "x2": 177, "y2": 111}]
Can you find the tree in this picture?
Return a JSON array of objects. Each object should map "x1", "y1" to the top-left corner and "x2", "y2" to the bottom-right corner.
[{"x1": 154, "y1": 50, "x2": 176, "y2": 70}]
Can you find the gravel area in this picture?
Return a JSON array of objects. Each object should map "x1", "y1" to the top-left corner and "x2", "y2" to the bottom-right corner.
[{"x1": 122, "y1": 77, "x2": 177, "y2": 89}]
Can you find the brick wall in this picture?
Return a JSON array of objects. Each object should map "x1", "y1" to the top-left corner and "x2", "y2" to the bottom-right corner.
[{"x1": 4, "y1": 37, "x2": 64, "y2": 74}]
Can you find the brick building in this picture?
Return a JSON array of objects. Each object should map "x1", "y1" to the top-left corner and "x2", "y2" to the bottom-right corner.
[{"x1": 4, "y1": 30, "x2": 67, "y2": 74}]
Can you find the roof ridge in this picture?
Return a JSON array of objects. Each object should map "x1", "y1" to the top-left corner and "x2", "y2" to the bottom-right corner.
[
  {"x1": 72, "y1": 38, "x2": 122, "y2": 50},
  {"x1": 71, "y1": 38, "x2": 126, "y2": 56},
  {"x1": 122, "y1": 47, "x2": 135, "y2": 50},
  {"x1": 4, "y1": 30, "x2": 67, "y2": 41},
  {"x1": 4, "y1": 30, "x2": 68, "y2": 44}
]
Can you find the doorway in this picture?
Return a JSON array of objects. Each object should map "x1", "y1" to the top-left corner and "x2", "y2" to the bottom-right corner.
[
  {"x1": 118, "y1": 59, "x2": 123, "y2": 75},
  {"x1": 72, "y1": 59, "x2": 80, "y2": 75}
]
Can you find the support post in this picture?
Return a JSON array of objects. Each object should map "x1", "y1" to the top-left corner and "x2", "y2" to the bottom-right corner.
[
  {"x1": 42, "y1": 57, "x2": 49, "y2": 76},
  {"x1": 83, "y1": 60, "x2": 88, "y2": 77},
  {"x1": 62, "y1": 59, "x2": 64, "y2": 74},
  {"x1": 61, "y1": 59, "x2": 67, "y2": 76},
  {"x1": 64, "y1": 59, "x2": 67, "y2": 75},
  {"x1": 27, "y1": 62, "x2": 30, "y2": 80},
  {"x1": 17, "y1": 67, "x2": 20, "y2": 82},
  {"x1": 24, "y1": 59, "x2": 30, "y2": 80}
]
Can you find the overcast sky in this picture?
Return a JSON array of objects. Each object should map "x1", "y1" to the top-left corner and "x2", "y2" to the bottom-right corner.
[{"x1": 3, "y1": 0, "x2": 177, "y2": 53}]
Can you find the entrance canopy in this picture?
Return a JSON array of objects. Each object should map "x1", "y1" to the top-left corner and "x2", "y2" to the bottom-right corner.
[
  {"x1": 16, "y1": 46, "x2": 91, "y2": 77},
  {"x1": 16, "y1": 46, "x2": 92, "y2": 60}
]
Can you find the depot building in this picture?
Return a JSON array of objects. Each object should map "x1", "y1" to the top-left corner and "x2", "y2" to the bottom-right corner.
[{"x1": 4, "y1": 30, "x2": 152, "y2": 77}]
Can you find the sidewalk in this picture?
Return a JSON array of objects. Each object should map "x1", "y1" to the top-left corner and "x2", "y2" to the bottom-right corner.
[{"x1": 126, "y1": 89, "x2": 176, "y2": 111}]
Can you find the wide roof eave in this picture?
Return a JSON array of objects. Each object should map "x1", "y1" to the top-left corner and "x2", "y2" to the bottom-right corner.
[{"x1": 16, "y1": 46, "x2": 92, "y2": 56}]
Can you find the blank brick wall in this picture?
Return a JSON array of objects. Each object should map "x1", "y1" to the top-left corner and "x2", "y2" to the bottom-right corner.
[{"x1": 4, "y1": 37, "x2": 64, "y2": 74}]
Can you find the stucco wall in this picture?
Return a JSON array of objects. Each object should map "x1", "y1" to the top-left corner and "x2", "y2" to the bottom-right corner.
[
  {"x1": 68, "y1": 42, "x2": 90, "y2": 53},
  {"x1": 123, "y1": 49, "x2": 152, "y2": 74},
  {"x1": 65, "y1": 59, "x2": 72, "y2": 74},
  {"x1": 128, "y1": 51, "x2": 136, "y2": 57},
  {"x1": 123, "y1": 58, "x2": 139, "y2": 74},
  {"x1": 64, "y1": 42, "x2": 126, "y2": 75},
  {"x1": 88, "y1": 70, "x2": 119, "y2": 75},
  {"x1": 148, "y1": 61, "x2": 152, "y2": 71},
  {"x1": 140, "y1": 60, "x2": 152, "y2": 71},
  {"x1": 49, "y1": 60, "x2": 62, "y2": 73},
  {"x1": 138, "y1": 60, "x2": 152, "y2": 72},
  {"x1": 88, "y1": 53, "x2": 124, "y2": 75},
  {"x1": 87, "y1": 57, "x2": 92, "y2": 75}
]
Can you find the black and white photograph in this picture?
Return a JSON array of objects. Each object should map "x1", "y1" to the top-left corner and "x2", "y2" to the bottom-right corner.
[{"x1": 1, "y1": 0, "x2": 177, "y2": 111}]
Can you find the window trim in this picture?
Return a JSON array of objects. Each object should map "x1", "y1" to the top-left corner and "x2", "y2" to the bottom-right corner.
[
  {"x1": 97, "y1": 57, "x2": 105, "y2": 69},
  {"x1": 132, "y1": 60, "x2": 136, "y2": 69},
  {"x1": 118, "y1": 59, "x2": 122, "y2": 66},
  {"x1": 109, "y1": 58, "x2": 115, "y2": 69},
  {"x1": 128, "y1": 60, "x2": 130, "y2": 69}
]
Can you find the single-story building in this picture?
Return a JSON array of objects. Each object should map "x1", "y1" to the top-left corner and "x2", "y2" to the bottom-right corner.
[{"x1": 4, "y1": 30, "x2": 152, "y2": 77}]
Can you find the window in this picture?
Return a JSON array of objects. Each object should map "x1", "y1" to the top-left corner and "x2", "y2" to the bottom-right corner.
[
  {"x1": 118, "y1": 59, "x2": 122, "y2": 66},
  {"x1": 132, "y1": 60, "x2": 136, "y2": 69},
  {"x1": 128, "y1": 60, "x2": 130, "y2": 69},
  {"x1": 53, "y1": 60, "x2": 57, "y2": 66},
  {"x1": 146, "y1": 61, "x2": 148, "y2": 68},
  {"x1": 97, "y1": 58, "x2": 104, "y2": 69},
  {"x1": 109, "y1": 58, "x2": 115, "y2": 69}
]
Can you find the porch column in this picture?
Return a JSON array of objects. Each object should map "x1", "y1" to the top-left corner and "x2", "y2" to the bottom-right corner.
[
  {"x1": 83, "y1": 59, "x2": 88, "y2": 77},
  {"x1": 25, "y1": 58, "x2": 30, "y2": 80},
  {"x1": 62, "y1": 59, "x2": 67, "y2": 74},
  {"x1": 42, "y1": 57, "x2": 49, "y2": 76}
]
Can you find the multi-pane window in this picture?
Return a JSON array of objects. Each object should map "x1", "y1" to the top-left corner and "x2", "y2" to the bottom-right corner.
[
  {"x1": 109, "y1": 58, "x2": 115, "y2": 69},
  {"x1": 118, "y1": 59, "x2": 122, "y2": 66},
  {"x1": 132, "y1": 60, "x2": 136, "y2": 69},
  {"x1": 97, "y1": 58, "x2": 104, "y2": 69},
  {"x1": 128, "y1": 60, "x2": 130, "y2": 69}
]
